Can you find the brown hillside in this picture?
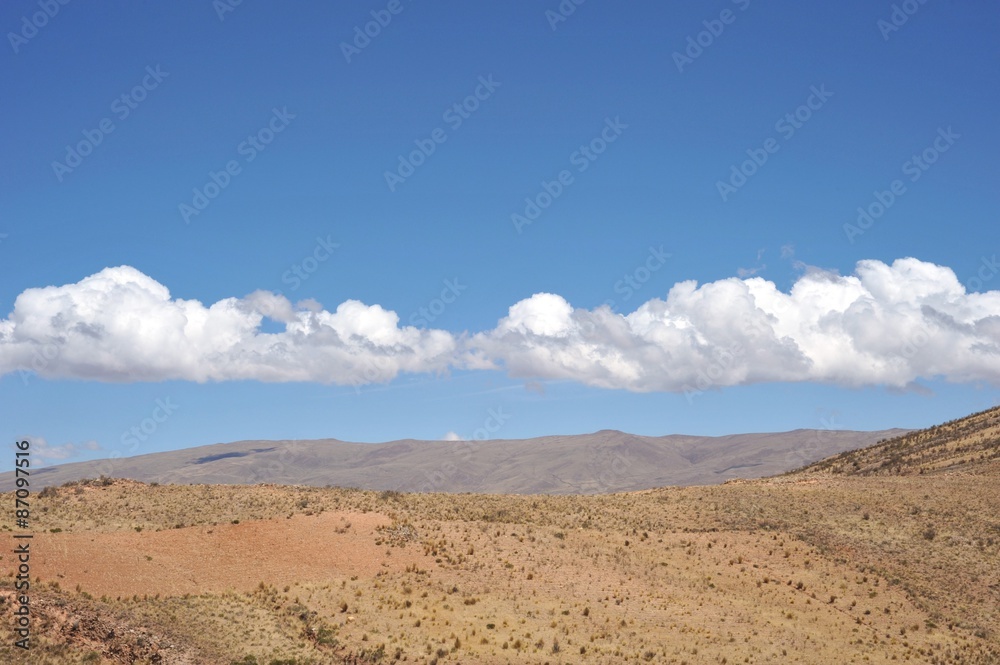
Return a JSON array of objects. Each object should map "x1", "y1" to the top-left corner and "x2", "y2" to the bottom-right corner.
[
  {"x1": 1, "y1": 407, "x2": 998, "y2": 663},
  {"x1": 792, "y1": 405, "x2": 1000, "y2": 477}
]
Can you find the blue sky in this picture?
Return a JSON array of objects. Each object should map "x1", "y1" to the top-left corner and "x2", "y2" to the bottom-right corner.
[{"x1": 2, "y1": 1, "x2": 999, "y2": 466}]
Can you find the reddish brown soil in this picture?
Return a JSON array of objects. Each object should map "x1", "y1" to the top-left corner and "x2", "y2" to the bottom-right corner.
[{"x1": 5, "y1": 511, "x2": 422, "y2": 599}]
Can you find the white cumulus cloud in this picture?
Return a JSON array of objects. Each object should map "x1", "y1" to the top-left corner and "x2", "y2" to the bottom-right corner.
[
  {"x1": 0, "y1": 266, "x2": 457, "y2": 385},
  {"x1": 470, "y1": 258, "x2": 1000, "y2": 392},
  {"x1": 2, "y1": 259, "x2": 999, "y2": 393}
]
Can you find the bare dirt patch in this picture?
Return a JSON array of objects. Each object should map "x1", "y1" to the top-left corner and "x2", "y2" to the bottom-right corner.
[{"x1": 7, "y1": 511, "x2": 423, "y2": 599}]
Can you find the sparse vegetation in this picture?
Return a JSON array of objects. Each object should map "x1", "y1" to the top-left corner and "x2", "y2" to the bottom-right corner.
[{"x1": 2, "y1": 406, "x2": 999, "y2": 663}]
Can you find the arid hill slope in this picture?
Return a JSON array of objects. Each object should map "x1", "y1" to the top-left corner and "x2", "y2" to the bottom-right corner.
[
  {"x1": 793, "y1": 404, "x2": 1000, "y2": 477},
  {"x1": 1, "y1": 407, "x2": 996, "y2": 664}
]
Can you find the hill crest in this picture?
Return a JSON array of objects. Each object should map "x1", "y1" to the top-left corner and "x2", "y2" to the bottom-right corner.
[{"x1": 790, "y1": 405, "x2": 1000, "y2": 477}]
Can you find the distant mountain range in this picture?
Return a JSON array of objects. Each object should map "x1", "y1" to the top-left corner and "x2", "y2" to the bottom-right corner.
[{"x1": 2, "y1": 428, "x2": 908, "y2": 494}]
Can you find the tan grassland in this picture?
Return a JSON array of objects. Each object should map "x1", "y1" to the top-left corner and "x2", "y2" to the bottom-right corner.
[{"x1": 2, "y1": 406, "x2": 999, "y2": 664}]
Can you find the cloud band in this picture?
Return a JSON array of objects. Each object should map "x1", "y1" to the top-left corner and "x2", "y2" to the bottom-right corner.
[{"x1": 2, "y1": 258, "x2": 998, "y2": 392}]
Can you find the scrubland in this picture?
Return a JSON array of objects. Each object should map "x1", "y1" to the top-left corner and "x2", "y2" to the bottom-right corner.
[{"x1": 2, "y1": 406, "x2": 998, "y2": 664}]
